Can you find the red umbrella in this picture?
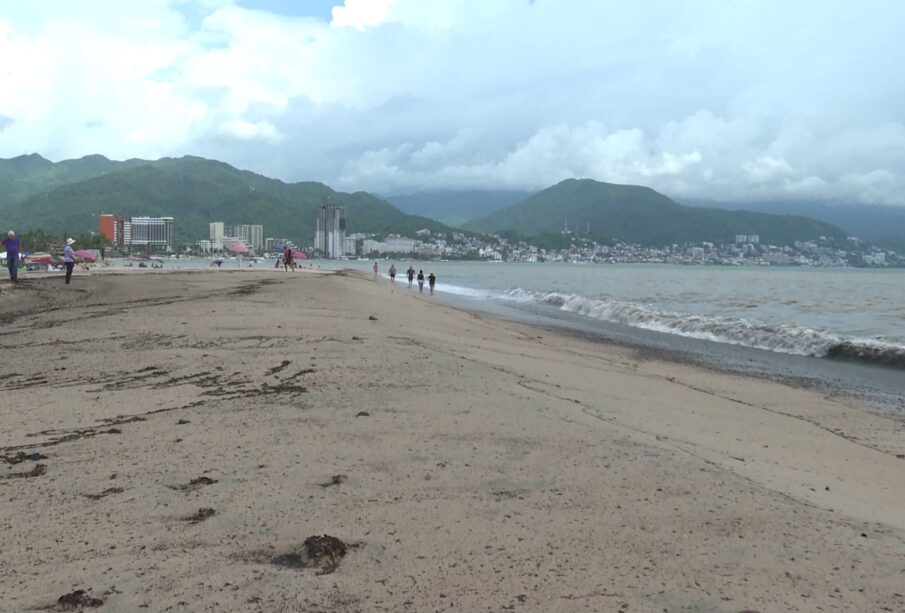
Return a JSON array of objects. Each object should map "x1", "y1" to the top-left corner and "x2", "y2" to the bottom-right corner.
[
  {"x1": 293, "y1": 251, "x2": 307, "y2": 260},
  {"x1": 74, "y1": 250, "x2": 97, "y2": 261},
  {"x1": 227, "y1": 242, "x2": 249, "y2": 254}
]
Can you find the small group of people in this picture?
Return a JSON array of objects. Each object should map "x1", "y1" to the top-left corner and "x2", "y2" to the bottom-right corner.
[
  {"x1": 382, "y1": 262, "x2": 436, "y2": 295},
  {"x1": 2, "y1": 230, "x2": 78, "y2": 285}
]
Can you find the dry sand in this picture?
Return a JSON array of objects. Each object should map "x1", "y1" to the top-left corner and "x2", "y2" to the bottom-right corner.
[{"x1": 1, "y1": 269, "x2": 904, "y2": 612}]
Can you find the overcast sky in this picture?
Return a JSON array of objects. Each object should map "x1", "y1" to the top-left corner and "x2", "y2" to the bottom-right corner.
[{"x1": 1, "y1": 0, "x2": 904, "y2": 203}]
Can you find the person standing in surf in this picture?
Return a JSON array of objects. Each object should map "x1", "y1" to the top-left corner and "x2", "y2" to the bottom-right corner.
[
  {"x1": 407, "y1": 265, "x2": 415, "y2": 288},
  {"x1": 428, "y1": 272, "x2": 436, "y2": 295},
  {"x1": 389, "y1": 264, "x2": 397, "y2": 283},
  {"x1": 417, "y1": 269, "x2": 425, "y2": 293}
]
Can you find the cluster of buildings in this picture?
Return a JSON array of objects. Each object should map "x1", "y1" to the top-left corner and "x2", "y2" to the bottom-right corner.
[
  {"x1": 99, "y1": 214, "x2": 175, "y2": 251},
  {"x1": 191, "y1": 206, "x2": 349, "y2": 258},
  {"x1": 361, "y1": 236, "x2": 416, "y2": 255},
  {"x1": 478, "y1": 235, "x2": 905, "y2": 267},
  {"x1": 96, "y1": 206, "x2": 902, "y2": 268},
  {"x1": 198, "y1": 222, "x2": 264, "y2": 253},
  {"x1": 95, "y1": 204, "x2": 449, "y2": 260}
]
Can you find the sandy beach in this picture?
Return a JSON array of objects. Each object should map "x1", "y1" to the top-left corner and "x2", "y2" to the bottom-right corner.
[{"x1": 1, "y1": 269, "x2": 904, "y2": 612}]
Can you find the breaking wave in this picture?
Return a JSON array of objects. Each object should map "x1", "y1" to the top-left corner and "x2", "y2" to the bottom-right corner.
[{"x1": 503, "y1": 289, "x2": 905, "y2": 367}]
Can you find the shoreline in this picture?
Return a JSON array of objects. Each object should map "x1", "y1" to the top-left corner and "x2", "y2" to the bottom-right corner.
[
  {"x1": 15, "y1": 260, "x2": 905, "y2": 374},
  {"x1": 6, "y1": 266, "x2": 903, "y2": 432},
  {"x1": 2, "y1": 270, "x2": 904, "y2": 611},
  {"x1": 436, "y1": 286, "x2": 905, "y2": 415}
]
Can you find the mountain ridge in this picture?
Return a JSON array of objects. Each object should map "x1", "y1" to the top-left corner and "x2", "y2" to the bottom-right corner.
[
  {"x1": 1, "y1": 155, "x2": 851, "y2": 249},
  {"x1": 464, "y1": 178, "x2": 846, "y2": 246},
  {"x1": 386, "y1": 189, "x2": 535, "y2": 227},
  {"x1": 681, "y1": 198, "x2": 905, "y2": 249},
  {"x1": 0, "y1": 155, "x2": 454, "y2": 245}
]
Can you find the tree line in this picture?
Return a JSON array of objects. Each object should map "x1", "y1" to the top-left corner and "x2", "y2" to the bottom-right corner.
[{"x1": 9, "y1": 229, "x2": 110, "y2": 253}]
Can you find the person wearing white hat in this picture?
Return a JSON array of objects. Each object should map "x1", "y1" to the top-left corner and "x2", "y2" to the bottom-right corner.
[{"x1": 63, "y1": 238, "x2": 77, "y2": 285}]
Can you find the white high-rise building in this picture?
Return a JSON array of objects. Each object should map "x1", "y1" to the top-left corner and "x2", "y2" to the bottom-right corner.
[
  {"x1": 234, "y1": 224, "x2": 263, "y2": 251},
  {"x1": 129, "y1": 217, "x2": 174, "y2": 251},
  {"x1": 314, "y1": 205, "x2": 346, "y2": 259},
  {"x1": 209, "y1": 222, "x2": 263, "y2": 251}
]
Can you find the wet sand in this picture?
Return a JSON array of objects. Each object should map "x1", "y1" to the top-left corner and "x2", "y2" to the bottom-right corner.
[{"x1": 1, "y1": 270, "x2": 904, "y2": 612}]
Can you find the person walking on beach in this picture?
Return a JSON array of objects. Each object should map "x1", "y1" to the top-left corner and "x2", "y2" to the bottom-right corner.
[
  {"x1": 63, "y1": 238, "x2": 76, "y2": 285},
  {"x1": 428, "y1": 272, "x2": 436, "y2": 295},
  {"x1": 417, "y1": 269, "x2": 425, "y2": 293},
  {"x1": 407, "y1": 265, "x2": 415, "y2": 288},
  {"x1": 373, "y1": 261, "x2": 379, "y2": 278},
  {"x1": 2, "y1": 230, "x2": 20, "y2": 283},
  {"x1": 283, "y1": 246, "x2": 293, "y2": 272},
  {"x1": 389, "y1": 264, "x2": 396, "y2": 283}
]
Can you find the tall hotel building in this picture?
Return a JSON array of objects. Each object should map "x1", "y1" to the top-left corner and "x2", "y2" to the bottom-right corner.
[
  {"x1": 314, "y1": 205, "x2": 346, "y2": 259},
  {"x1": 99, "y1": 214, "x2": 174, "y2": 251},
  {"x1": 129, "y1": 216, "x2": 174, "y2": 249},
  {"x1": 208, "y1": 222, "x2": 264, "y2": 251},
  {"x1": 99, "y1": 214, "x2": 123, "y2": 245},
  {"x1": 233, "y1": 224, "x2": 264, "y2": 251}
]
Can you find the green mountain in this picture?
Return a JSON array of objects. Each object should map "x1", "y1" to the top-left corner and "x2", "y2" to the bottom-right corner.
[
  {"x1": 0, "y1": 153, "x2": 148, "y2": 206},
  {"x1": 0, "y1": 155, "x2": 453, "y2": 246},
  {"x1": 683, "y1": 198, "x2": 905, "y2": 249},
  {"x1": 386, "y1": 189, "x2": 535, "y2": 227},
  {"x1": 464, "y1": 179, "x2": 846, "y2": 246}
]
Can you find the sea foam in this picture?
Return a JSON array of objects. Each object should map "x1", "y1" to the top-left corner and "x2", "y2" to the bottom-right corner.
[{"x1": 503, "y1": 289, "x2": 905, "y2": 366}]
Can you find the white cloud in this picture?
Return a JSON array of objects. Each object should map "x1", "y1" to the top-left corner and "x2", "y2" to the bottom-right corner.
[
  {"x1": 742, "y1": 156, "x2": 794, "y2": 184},
  {"x1": 1, "y1": 0, "x2": 905, "y2": 205},
  {"x1": 331, "y1": 0, "x2": 395, "y2": 31},
  {"x1": 217, "y1": 119, "x2": 284, "y2": 143}
]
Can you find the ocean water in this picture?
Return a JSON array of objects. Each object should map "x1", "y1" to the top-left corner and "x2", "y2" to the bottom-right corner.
[{"x1": 324, "y1": 260, "x2": 905, "y2": 368}]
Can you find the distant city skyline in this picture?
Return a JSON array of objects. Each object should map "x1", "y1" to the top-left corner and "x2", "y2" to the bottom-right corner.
[{"x1": 1, "y1": 1, "x2": 904, "y2": 205}]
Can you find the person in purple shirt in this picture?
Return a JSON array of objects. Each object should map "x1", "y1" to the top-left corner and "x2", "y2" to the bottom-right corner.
[
  {"x1": 63, "y1": 238, "x2": 77, "y2": 285},
  {"x1": 2, "y1": 230, "x2": 20, "y2": 283}
]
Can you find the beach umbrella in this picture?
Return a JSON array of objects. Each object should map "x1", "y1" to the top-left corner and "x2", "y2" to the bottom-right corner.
[
  {"x1": 74, "y1": 250, "x2": 97, "y2": 261},
  {"x1": 293, "y1": 251, "x2": 307, "y2": 260},
  {"x1": 227, "y1": 242, "x2": 249, "y2": 254}
]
